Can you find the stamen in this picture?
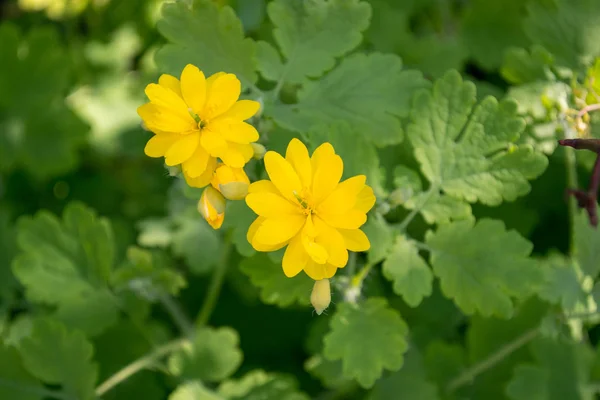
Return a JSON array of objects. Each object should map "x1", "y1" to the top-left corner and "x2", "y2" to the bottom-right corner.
[{"x1": 293, "y1": 191, "x2": 309, "y2": 209}]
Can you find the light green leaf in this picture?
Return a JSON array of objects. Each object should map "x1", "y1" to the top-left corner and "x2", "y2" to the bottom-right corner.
[
  {"x1": 172, "y1": 214, "x2": 222, "y2": 275},
  {"x1": 168, "y1": 327, "x2": 243, "y2": 382},
  {"x1": 538, "y1": 253, "x2": 588, "y2": 311},
  {"x1": 0, "y1": 24, "x2": 88, "y2": 178},
  {"x1": 368, "y1": 347, "x2": 439, "y2": 400},
  {"x1": 461, "y1": 0, "x2": 530, "y2": 70},
  {"x1": 156, "y1": 0, "x2": 257, "y2": 87},
  {"x1": 223, "y1": 200, "x2": 256, "y2": 257},
  {"x1": 424, "y1": 340, "x2": 467, "y2": 392},
  {"x1": 266, "y1": 0, "x2": 370, "y2": 83},
  {"x1": 407, "y1": 71, "x2": 548, "y2": 221},
  {"x1": 270, "y1": 53, "x2": 430, "y2": 146},
  {"x1": 501, "y1": 46, "x2": 555, "y2": 85},
  {"x1": 323, "y1": 297, "x2": 408, "y2": 388},
  {"x1": 382, "y1": 236, "x2": 433, "y2": 307},
  {"x1": 0, "y1": 341, "x2": 43, "y2": 400},
  {"x1": 363, "y1": 213, "x2": 395, "y2": 265},
  {"x1": 574, "y1": 207, "x2": 600, "y2": 278},
  {"x1": 506, "y1": 338, "x2": 594, "y2": 400},
  {"x1": 219, "y1": 370, "x2": 310, "y2": 400},
  {"x1": 406, "y1": 191, "x2": 473, "y2": 225},
  {"x1": 111, "y1": 246, "x2": 187, "y2": 299},
  {"x1": 239, "y1": 253, "x2": 312, "y2": 307},
  {"x1": 524, "y1": 0, "x2": 600, "y2": 71},
  {"x1": 12, "y1": 202, "x2": 119, "y2": 335},
  {"x1": 256, "y1": 41, "x2": 284, "y2": 82},
  {"x1": 425, "y1": 218, "x2": 542, "y2": 317},
  {"x1": 18, "y1": 318, "x2": 98, "y2": 400},
  {"x1": 170, "y1": 381, "x2": 222, "y2": 400}
]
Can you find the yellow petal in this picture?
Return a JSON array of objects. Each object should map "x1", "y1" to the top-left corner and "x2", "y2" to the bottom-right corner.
[
  {"x1": 304, "y1": 261, "x2": 337, "y2": 280},
  {"x1": 138, "y1": 103, "x2": 195, "y2": 133},
  {"x1": 247, "y1": 217, "x2": 290, "y2": 252},
  {"x1": 165, "y1": 133, "x2": 200, "y2": 166},
  {"x1": 264, "y1": 151, "x2": 302, "y2": 202},
  {"x1": 182, "y1": 144, "x2": 210, "y2": 178},
  {"x1": 183, "y1": 158, "x2": 217, "y2": 188},
  {"x1": 302, "y1": 236, "x2": 329, "y2": 264},
  {"x1": 144, "y1": 132, "x2": 179, "y2": 158},
  {"x1": 355, "y1": 185, "x2": 376, "y2": 213},
  {"x1": 314, "y1": 217, "x2": 348, "y2": 267},
  {"x1": 253, "y1": 215, "x2": 305, "y2": 246},
  {"x1": 324, "y1": 210, "x2": 367, "y2": 230},
  {"x1": 145, "y1": 83, "x2": 191, "y2": 121},
  {"x1": 338, "y1": 229, "x2": 370, "y2": 252},
  {"x1": 220, "y1": 146, "x2": 246, "y2": 168},
  {"x1": 216, "y1": 99, "x2": 260, "y2": 121},
  {"x1": 198, "y1": 186, "x2": 226, "y2": 229},
  {"x1": 282, "y1": 235, "x2": 308, "y2": 277},
  {"x1": 209, "y1": 119, "x2": 258, "y2": 143},
  {"x1": 202, "y1": 73, "x2": 241, "y2": 120},
  {"x1": 246, "y1": 193, "x2": 301, "y2": 217},
  {"x1": 249, "y1": 180, "x2": 279, "y2": 194},
  {"x1": 200, "y1": 129, "x2": 228, "y2": 156},
  {"x1": 286, "y1": 138, "x2": 312, "y2": 188},
  {"x1": 312, "y1": 151, "x2": 343, "y2": 203},
  {"x1": 158, "y1": 74, "x2": 182, "y2": 97},
  {"x1": 318, "y1": 175, "x2": 366, "y2": 215},
  {"x1": 180, "y1": 64, "x2": 207, "y2": 115},
  {"x1": 230, "y1": 142, "x2": 254, "y2": 163},
  {"x1": 311, "y1": 142, "x2": 335, "y2": 172}
]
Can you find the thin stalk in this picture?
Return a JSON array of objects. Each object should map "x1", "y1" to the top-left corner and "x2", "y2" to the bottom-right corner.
[
  {"x1": 0, "y1": 378, "x2": 74, "y2": 400},
  {"x1": 196, "y1": 240, "x2": 232, "y2": 327},
  {"x1": 446, "y1": 328, "x2": 539, "y2": 393},
  {"x1": 94, "y1": 338, "x2": 188, "y2": 397},
  {"x1": 158, "y1": 293, "x2": 195, "y2": 338},
  {"x1": 351, "y1": 262, "x2": 374, "y2": 289},
  {"x1": 398, "y1": 186, "x2": 437, "y2": 232}
]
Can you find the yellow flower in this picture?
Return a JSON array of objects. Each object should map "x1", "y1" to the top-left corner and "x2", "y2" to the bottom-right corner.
[
  {"x1": 245, "y1": 139, "x2": 375, "y2": 280},
  {"x1": 211, "y1": 164, "x2": 250, "y2": 200},
  {"x1": 198, "y1": 186, "x2": 226, "y2": 229},
  {"x1": 138, "y1": 64, "x2": 260, "y2": 188}
]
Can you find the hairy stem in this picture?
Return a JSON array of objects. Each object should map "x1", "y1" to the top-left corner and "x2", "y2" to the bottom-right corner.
[
  {"x1": 94, "y1": 338, "x2": 188, "y2": 397},
  {"x1": 196, "y1": 240, "x2": 232, "y2": 327},
  {"x1": 446, "y1": 328, "x2": 539, "y2": 393}
]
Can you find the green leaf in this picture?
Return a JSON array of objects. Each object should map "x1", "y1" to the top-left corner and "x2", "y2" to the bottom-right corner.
[
  {"x1": 18, "y1": 318, "x2": 98, "y2": 400},
  {"x1": 111, "y1": 246, "x2": 187, "y2": 299},
  {"x1": 169, "y1": 381, "x2": 222, "y2": 400},
  {"x1": 168, "y1": 327, "x2": 243, "y2": 382},
  {"x1": 222, "y1": 200, "x2": 256, "y2": 257},
  {"x1": 461, "y1": 0, "x2": 530, "y2": 70},
  {"x1": 269, "y1": 53, "x2": 430, "y2": 146},
  {"x1": 382, "y1": 236, "x2": 433, "y2": 307},
  {"x1": 156, "y1": 0, "x2": 257, "y2": 87},
  {"x1": 425, "y1": 218, "x2": 542, "y2": 317},
  {"x1": 524, "y1": 0, "x2": 600, "y2": 71},
  {"x1": 256, "y1": 41, "x2": 284, "y2": 82},
  {"x1": 219, "y1": 370, "x2": 310, "y2": 400},
  {"x1": 266, "y1": 0, "x2": 371, "y2": 83},
  {"x1": 323, "y1": 297, "x2": 408, "y2": 388},
  {"x1": 407, "y1": 191, "x2": 473, "y2": 225},
  {"x1": 574, "y1": 207, "x2": 600, "y2": 278},
  {"x1": 363, "y1": 214, "x2": 395, "y2": 265},
  {"x1": 239, "y1": 253, "x2": 312, "y2": 307},
  {"x1": 304, "y1": 354, "x2": 347, "y2": 389},
  {"x1": 0, "y1": 24, "x2": 88, "y2": 178},
  {"x1": 501, "y1": 46, "x2": 555, "y2": 85},
  {"x1": 172, "y1": 213, "x2": 222, "y2": 275},
  {"x1": 368, "y1": 347, "x2": 439, "y2": 400},
  {"x1": 408, "y1": 71, "x2": 548, "y2": 219},
  {"x1": 424, "y1": 340, "x2": 467, "y2": 393},
  {"x1": 12, "y1": 202, "x2": 119, "y2": 335},
  {"x1": 506, "y1": 338, "x2": 594, "y2": 400},
  {"x1": 538, "y1": 253, "x2": 588, "y2": 312},
  {"x1": 0, "y1": 341, "x2": 43, "y2": 400},
  {"x1": 0, "y1": 210, "x2": 17, "y2": 297}
]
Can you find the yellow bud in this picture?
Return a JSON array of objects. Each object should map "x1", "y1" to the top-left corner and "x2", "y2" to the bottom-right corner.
[
  {"x1": 211, "y1": 164, "x2": 250, "y2": 200},
  {"x1": 311, "y1": 279, "x2": 331, "y2": 315},
  {"x1": 251, "y1": 143, "x2": 267, "y2": 160},
  {"x1": 198, "y1": 187, "x2": 226, "y2": 229}
]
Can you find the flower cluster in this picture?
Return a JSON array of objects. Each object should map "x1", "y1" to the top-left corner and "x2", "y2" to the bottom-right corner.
[{"x1": 140, "y1": 65, "x2": 375, "y2": 314}]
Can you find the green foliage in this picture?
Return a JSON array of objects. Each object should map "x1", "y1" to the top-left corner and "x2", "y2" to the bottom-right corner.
[
  {"x1": 168, "y1": 327, "x2": 243, "y2": 382},
  {"x1": 0, "y1": 341, "x2": 42, "y2": 400},
  {"x1": 323, "y1": 298, "x2": 408, "y2": 388}
]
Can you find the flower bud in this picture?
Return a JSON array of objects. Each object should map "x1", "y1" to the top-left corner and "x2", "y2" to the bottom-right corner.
[
  {"x1": 311, "y1": 279, "x2": 331, "y2": 315},
  {"x1": 251, "y1": 143, "x2": 267, "y2": 160},
  {"x1": 198, "y1": 186, "x2": 226, "y2": 229},
  {"x1": 211, "y1": 164, "x2": 250, "y2": 200}
]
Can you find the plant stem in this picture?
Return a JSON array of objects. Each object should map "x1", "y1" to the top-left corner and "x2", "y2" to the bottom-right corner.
[
  {"x1": 446, "y1": 328, "x2": 539, "y2": 393},
  {"x1": 0, "y1": 378, "x2": 74, "y2": 400},
  {"x1": 94, "y1": 338, "x2": 188, "y2": 397},
  {"x1": 196, "y1": 240, "x2": 232, "y2": 327},
  {"x1": 577, "y1": 103, "x2": 600, "y2": 118},
  {"x1": 351, "y1": 262, "x2": 374, "y2": 289},
  {"x1": 398, "y1": 186, "x2": 437, "y2": 232},
  {"x1": 158, "y1": 293, "x2": 195, "y2": 338}
]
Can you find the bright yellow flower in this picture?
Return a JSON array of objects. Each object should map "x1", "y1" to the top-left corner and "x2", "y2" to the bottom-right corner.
[
  {"x1": 245, "y1": 139, "x2": 376, "y2": 280},
  {"x1": 138, "y1": 64, "x2": 260, "y2": 188},
  {"x1": 211, "y1": 164, "x2": 250, "y2": 200},
  {"x1": 198, "y1": 186, "x2": 226, "y2": 229}
]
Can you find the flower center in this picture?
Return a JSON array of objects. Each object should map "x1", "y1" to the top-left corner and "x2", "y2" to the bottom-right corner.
[
  {"x1": 188, "y1": 108, "x2": 207, "y2": 130},
  {"x1": 293, "y1": 190, "x2": 315, "y2": 216}
]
